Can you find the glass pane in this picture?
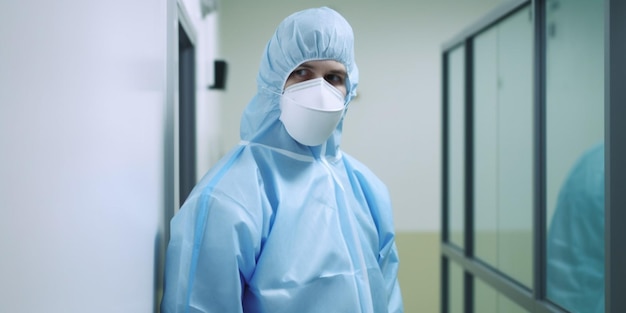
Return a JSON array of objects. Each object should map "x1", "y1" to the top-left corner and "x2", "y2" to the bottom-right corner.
[
  {"x1": 474, "y1": 276, "x2": 498, "y2": 313},
  {"x1": 545, "y1": 0, "x2": 605, "y2": 312},
  {"x1": 473, "y1": 6, "x2": 533, "y2": 288},
  {"x1": 475, "y1": 278, "x2": 529, "y2": 313},
  {"x1": 474, "y1": 25, "x2": 499, "y2": 267},
  {"x1": 448, "y1": 45, "x2": 465, "y2": 249},
  {"x1": 495, "y1": 5, "x2": 534, "y2": 289},
  {"x1": 449, "y1": 261, "x2": 464, "y2": 313}
]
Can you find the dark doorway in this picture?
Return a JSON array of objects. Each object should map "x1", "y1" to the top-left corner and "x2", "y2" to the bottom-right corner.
[{"x1": 178, "y1": 22, "x2": 196, "y2": 206}]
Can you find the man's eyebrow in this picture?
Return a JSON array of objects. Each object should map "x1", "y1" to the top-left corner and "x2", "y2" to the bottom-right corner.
[
  {"x1": 328, "y1": 69, "x2": 347, "y2": 75},
  {"x1": 295, "y1": 64, "x2": 314, "y2": 69}
]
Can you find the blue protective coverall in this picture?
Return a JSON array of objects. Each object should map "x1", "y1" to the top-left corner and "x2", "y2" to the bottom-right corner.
[
  {"x1": 161, "y1": 7, "x2": 403, "y2": 313},
  {"x1": 547, "y1": 142, "x2": 604, "y2": 313}
]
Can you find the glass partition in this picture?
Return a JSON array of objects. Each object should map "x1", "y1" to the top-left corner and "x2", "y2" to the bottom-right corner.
[
  {"x1": 473, "y1": 5, "x2": 533, "y2": 288},
  {"x1": 545, "y1": 0, "x2": 605, "y2": 312},
  {"x1": 441, "y1": 0, "x2": 626, "y2": 311}
]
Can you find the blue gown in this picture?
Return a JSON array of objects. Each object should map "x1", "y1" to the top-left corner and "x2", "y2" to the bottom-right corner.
[
  {"x1": 161, "y1": 7, "x2": 403, "y2": 313},
  {"x1": 547, "y1": 142, "x2": 604, "y2": 313}
]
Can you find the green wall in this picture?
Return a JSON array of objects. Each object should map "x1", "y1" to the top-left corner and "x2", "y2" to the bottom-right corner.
[{"x1": 396, "y1": 232, "x2": 440, "y2": 313}]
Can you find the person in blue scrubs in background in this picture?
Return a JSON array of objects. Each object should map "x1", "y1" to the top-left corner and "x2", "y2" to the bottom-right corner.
[
  {"x1": 161, "y1": 7, "x2": 403, "y2": 313},
  {"x1": 547, "y1": 142, "x2": 604, "y2": 313}
]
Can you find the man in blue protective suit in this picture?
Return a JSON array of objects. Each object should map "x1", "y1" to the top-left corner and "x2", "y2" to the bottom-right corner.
[{"x1": 161, "y1": 7, "x2": 404, "y2": 313}]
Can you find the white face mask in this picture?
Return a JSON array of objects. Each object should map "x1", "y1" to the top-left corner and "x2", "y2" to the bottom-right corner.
[{"x1": 279, "y1": 77, "x2": 346, "y2": 146}]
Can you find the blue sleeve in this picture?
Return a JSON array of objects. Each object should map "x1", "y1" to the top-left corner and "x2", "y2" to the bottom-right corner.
[
  {"x1": 362, "y1": 177, "x2": 403, "y2": 313},
  {"x1": 161, "y1": 189, "x2": 261, "y2": 313},
  {"x1": 380, "y1": 235, "x2": 403, "y2": 313},
  {"x1": 346, "y1": 155, "x2": 404, "y2": 312}
]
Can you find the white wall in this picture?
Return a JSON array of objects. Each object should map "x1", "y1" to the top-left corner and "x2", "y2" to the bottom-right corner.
[
  {"x1": 218, "y1": 0, "x2": 502, "y2": 232},
  {"x1": 0, "y1": 1, "x2": 219, "y2": 312}
]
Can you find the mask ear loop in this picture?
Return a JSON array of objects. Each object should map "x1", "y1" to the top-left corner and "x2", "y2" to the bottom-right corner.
[{"x1": 262, "y1": 86, "x2": 300, "y2": 107}]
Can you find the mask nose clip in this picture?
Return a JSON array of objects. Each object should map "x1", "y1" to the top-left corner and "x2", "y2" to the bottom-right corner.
[{"x1": 283, "y1": 77, "x2": 344, "y2": 110}]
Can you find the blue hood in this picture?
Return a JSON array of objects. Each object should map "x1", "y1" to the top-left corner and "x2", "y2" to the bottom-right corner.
[{"x1": 240, "y1": 7, "x2": 359, "y2": 156}]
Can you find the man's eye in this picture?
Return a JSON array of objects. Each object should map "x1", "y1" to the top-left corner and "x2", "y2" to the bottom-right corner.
[
  {"x1": 294, "y1": 69, "x2": 310, "y2": 77},
  {"x1": 325, "y1": 74, "x2": 344, "y2": 85}
]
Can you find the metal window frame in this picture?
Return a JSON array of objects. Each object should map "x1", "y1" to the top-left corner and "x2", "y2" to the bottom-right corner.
[
  {"x1": 531, "y1": 0, "x2": 547, "y2": 306},
  {"x1": 441, "y1": 0, "x2": 626, "y2": 312},
  {"x1": 605, "y1": 1, "x2": 626, "y2": 312}
]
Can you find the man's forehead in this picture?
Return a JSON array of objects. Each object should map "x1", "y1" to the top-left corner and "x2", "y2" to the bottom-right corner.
[{"x1": 298, "y1": 60, "x2": 346, "y2": 72}]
